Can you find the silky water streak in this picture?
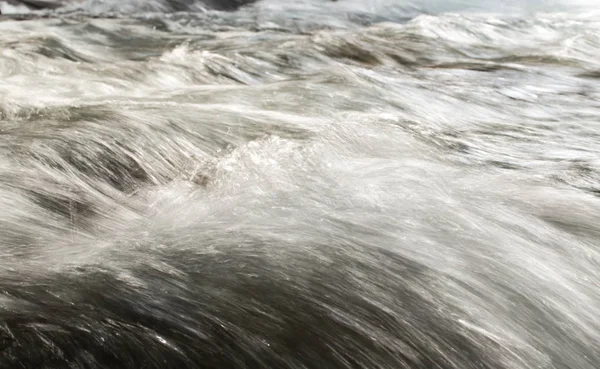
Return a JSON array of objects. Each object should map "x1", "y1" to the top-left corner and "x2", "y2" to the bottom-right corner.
[{"x1": 0, "y1": 0, "x2": 600, "y2": 368}]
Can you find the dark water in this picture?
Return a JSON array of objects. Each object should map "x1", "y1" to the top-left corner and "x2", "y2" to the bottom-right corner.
[{"x1": 0, "y1": 0, "x2": 600, "y2": 368}]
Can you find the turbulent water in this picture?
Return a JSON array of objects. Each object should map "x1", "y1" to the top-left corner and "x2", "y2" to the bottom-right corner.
[{"x1": 1, "y1": 0, "x2": 600, "y2": 368}]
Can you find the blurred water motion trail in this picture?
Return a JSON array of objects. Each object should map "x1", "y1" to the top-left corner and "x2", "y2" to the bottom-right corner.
[{"x1": 0, "y1": 0, "x2": 600, "y2": 368}]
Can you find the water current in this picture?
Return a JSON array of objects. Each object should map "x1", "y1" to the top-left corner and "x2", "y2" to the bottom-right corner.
[{"x1": 0, "y1": 0, "x2": 600, "y2": 368}]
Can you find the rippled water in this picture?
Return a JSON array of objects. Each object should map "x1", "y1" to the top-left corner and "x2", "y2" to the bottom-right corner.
[{"x1": 1, "y1": 1, "x2": 600, "y2": 368}]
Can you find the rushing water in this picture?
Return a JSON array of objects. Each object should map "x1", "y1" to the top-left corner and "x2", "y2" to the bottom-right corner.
[{"x1": 1, "y1": 0, "x2": 600, "y2": 368}]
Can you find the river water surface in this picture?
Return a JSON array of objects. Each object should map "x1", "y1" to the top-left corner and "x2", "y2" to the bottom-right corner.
[{"x1": 0, "y1": 1, "x2": 600, "y2": 368}]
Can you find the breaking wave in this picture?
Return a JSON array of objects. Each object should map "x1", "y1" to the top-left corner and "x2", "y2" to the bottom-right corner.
[{"x1": 1, "y1": 0, "x2": 600, "y2": 368}]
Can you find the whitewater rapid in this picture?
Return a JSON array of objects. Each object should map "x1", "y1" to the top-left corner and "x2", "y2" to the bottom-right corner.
[{"x1": 0, "y1": 1, "x2": 600, "y2": 368}]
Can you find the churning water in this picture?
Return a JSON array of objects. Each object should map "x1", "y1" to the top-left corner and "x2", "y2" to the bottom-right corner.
[{"x1": 0, "y1": 0, "x2": 600, "y2": 368}]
